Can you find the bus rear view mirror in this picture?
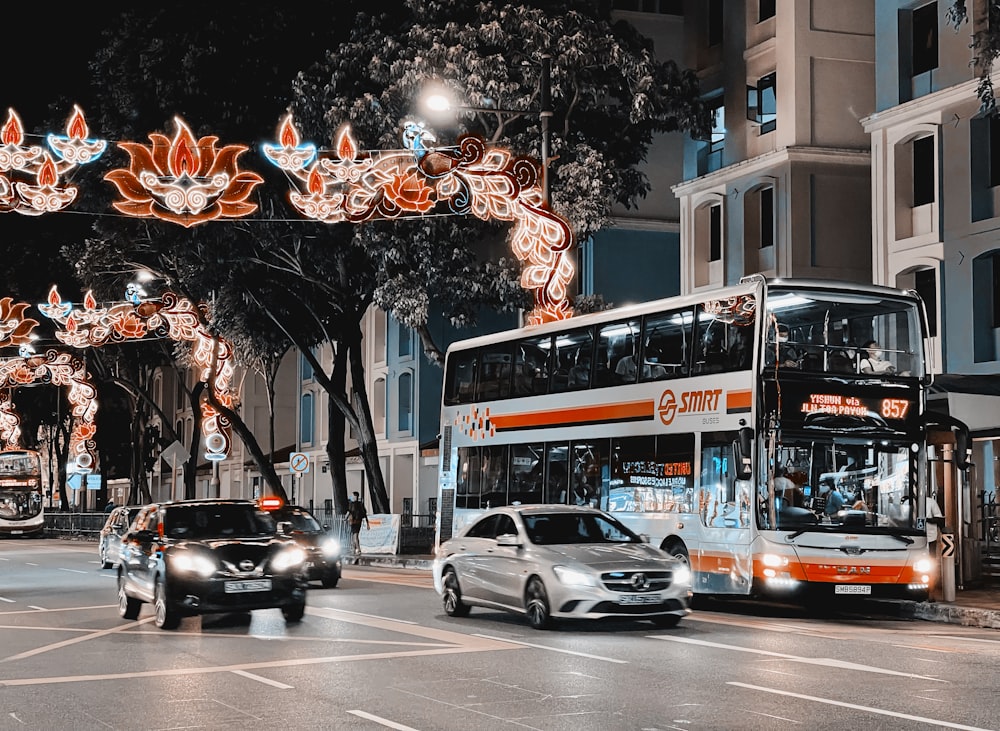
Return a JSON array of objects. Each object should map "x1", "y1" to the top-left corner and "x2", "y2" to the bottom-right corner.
[
  {"x1": 954, "y1": 428, "x2": 971, "y2": 471},
  {"x1": 733, "y1": 427, "x2": 754, "y2": 481}
]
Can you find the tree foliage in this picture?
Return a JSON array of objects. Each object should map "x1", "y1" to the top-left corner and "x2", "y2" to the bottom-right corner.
[{"x1": 948, "y1": 0, "x2": 1000, "y2": 113}]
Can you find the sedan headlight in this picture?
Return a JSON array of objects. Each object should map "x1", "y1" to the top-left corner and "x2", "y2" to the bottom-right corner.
[
  {"x1": 320, "y1": 538, "x2": 341, "y2": 557},
  {"x1": 172, "y1": 552, "x2": 217, "y2": 578},
  {"x1": 672, "y1": 565, "x2": 692, "y2": 586},
  {"x1": 553, "y1": 565, "x2": 598, "y2": 587},
  {"x1": 271, "y1": 546, "x2": 307, "y2": 572}
]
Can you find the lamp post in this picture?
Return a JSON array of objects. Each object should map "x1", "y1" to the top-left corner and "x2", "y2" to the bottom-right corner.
[{"x1": 421, "y1": 53, "x2": 553, "y2": 205}]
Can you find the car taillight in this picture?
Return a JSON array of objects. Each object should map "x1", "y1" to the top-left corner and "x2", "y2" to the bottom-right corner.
[{"x1": 259, "y1": 496, "x2": 284, "y2": 511}]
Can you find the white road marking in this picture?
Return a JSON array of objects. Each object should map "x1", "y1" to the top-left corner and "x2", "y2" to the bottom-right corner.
[
  {"x1": 57, "y1": 568, "x2": 88, "y2": 574},
  {"x1": 328, "y1": 607, "x2": 419, "y2": 624},
  {"x1": 25, "y1": 563, "x2": 38, "y2": 567},
  {"x1": 744, "y1": 709, "x2": 803, "y2": 724},
  {"x1": 0, "y1": 605, "x2": 116, "y2": 616},
  {"x1": 650, "y1": 635, "x2": 945, "y2": 681},
  {"x1": 473, "y1": 633, "x2": 628, "y2": 664},
  {"x1": 230, "y1": 669, "x2": 293, "y2": 689},
  {"x1": 347, "y1": 709, "x2": 421, "y2": 730},
  {"x1": 3, "y1": 618, "x2": 154, "y2": 661},
  {"x1": 729, "y1": 682, "x2": 994, "y2": 731},
  {"x1": 27, "y1": 606, "x2": 45, "y2": 611},
  {"x1": 0, "y1": 598, "x2": 14, "y2": 604}
]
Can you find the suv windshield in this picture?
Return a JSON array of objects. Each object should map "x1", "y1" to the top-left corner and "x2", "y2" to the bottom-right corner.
[{"x1": 163, "y1": 504, "x2": 276, "y2": 539}]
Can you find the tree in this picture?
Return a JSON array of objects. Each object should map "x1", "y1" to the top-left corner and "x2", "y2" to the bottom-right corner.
[{"x1": 948, "y1": 0, "x2": 1000, "y2": 113}]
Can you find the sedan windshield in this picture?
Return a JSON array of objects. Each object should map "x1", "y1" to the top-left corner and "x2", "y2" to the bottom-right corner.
[{"x1": 523, "y1": 512, "x2": 640, "y2": 545}]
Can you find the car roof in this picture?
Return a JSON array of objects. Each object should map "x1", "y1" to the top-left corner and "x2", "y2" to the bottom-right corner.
[{"x1": 477, "y1": 505, "x2": 606, "y2": 517}]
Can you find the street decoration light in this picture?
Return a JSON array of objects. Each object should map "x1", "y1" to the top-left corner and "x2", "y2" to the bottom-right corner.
[
  {"x1": 38, "y1": 285, "x2": 236, "y2": 460},
  {"x1": 104, "y1": 116, "x2": 264, "y2": 228},
  {"x1": 263, "y1": 110, "x2": 574, "y2": 324},
  {"x1": 0, "y1": 106, "x2": 106, "y2": 215},
  {"x1": 420, "y1": 54, "x2": 553, "y2": 206},
  {"x1": 0, "y1": 389, "x2": 22, "y2": 449},
  {"x1": 0, "y1": 350, "x2": 98, "y2": 474}
]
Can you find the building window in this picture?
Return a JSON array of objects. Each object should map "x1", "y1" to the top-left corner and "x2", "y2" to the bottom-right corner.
[
  {"x1": 991, "y1": 115, "x2": 1000, "y2": 187},
  {"x1": 397, "y1": 372, "x2": 413, "y2": 433},
  {"x1": 300, "y1": 392, "x2": 314, "y2": 445},
  {"x1": 914, "y1": 268, "x2": 938, "y2": 338},
  {"x1": 300, "y1": 350, "x2": 313, "y2": 381},
  {"x1": 708, "y1": 0, "x2": 724, "y2": 46},
  {"x1": 973, "y1": 251, "x2": 1000, "y2": 362},
  {"x1": 710, "y1": 204, "x2": 722, "y2": 262},
  {"x1": 760, "y1": 186, "x2": 774, "y2": 248},
  {"x1": 759, "y1": 0, "x2": 776, "y2": 22},
  {"x1": 397, "y1": 318, "x2": 412, "y2": 359},
  {"x1": 373, "y1": 309, "x2": 387, "y2": 363},
  {"x1": 912, "y1": 3, "x2": 938, "y2": 76},
  {"x1": 374, "y1": 377, "x2": 386, "y2": 435},
  {"x1": 747, "y1": 73, "x2": 777, "y2": 133},
  {"x1": 913, "y1": 135, "x2": 935, "y2": 206},
  {"x1": 175, "y1": 419, "x2": 184, "y2": 446}
]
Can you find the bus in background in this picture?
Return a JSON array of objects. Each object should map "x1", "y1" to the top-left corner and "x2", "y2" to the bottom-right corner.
[
  {"x1": 0, "y1": 449, "x2": 44, "y2": 537},
  {"x1": 434, "y1": 275, "x2": 969, "y2": 602}
]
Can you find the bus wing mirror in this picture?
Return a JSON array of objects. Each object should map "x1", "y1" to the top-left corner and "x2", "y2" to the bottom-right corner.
[
  {"x1": 954, "y1": 427, "x2": 971, "y2": 471},
  {"x1": 734, "y1": 427, "x2": 754, "y2": 481}
]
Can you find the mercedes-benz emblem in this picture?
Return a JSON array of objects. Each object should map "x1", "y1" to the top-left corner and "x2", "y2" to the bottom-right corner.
[
  {"x1": 239, "y1": 559, "x2": 255, "y2": 572},
  {"x1": 630, "y1": 572, "x2": 649, "y2": 591}
]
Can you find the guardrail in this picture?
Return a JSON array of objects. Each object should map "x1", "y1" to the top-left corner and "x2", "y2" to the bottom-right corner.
[{"x1": 44, "y1": 512, "x2": 106, "y2": 537}]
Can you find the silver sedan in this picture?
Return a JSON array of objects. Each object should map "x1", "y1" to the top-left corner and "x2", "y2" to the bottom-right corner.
[{"x1": 433, "y1": 505, "x2": 692, "y2": 630}]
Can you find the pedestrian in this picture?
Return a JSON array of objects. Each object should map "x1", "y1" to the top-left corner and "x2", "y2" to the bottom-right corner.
[
  {"x1": 347, "y1": 491, "x2": 369, "y2": 557},
  {"x1": 104, "y1": 499, "x2": 115, "y2": 514}
]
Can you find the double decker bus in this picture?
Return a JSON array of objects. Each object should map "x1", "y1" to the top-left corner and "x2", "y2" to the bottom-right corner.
[
  {"x1": 434, "y1": 276, "x2": 969, "y2": 601},
  {"x1": 0, "y1": 449, "x2": 44, "y2": 537}
]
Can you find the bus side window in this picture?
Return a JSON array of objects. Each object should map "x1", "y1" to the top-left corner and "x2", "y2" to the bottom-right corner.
[{"x1": 444, "y1": 350, "x2": 478, "y2": 405}]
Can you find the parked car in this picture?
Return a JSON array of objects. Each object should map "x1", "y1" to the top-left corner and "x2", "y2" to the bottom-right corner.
[
  {"x1": 263, "y1": 503, "x2": 342, "y2": 588},
  {"x1": 98, "y1": 505, "x2": 143, "y2": 568},
  {"x1": 433, "y1": 505, "x2": 692, "y2": 630},
  {"x1": 117, "y1": 499, "x2": 309, "y2": 629}
]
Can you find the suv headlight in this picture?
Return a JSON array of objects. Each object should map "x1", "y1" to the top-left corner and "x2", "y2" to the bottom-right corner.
[
  {"x1": 672, "y1": 565, "x2": 692, "y2": 586},
  {"x1": 271, "y1": 546, "x2": 307, "y2": 572},
  {"x1": 320, "y1": 538, "x2": 341, "y2": 557},
  {"x1": 172, "y1": 552, "x2": 217, "y2": 578},
  {"x1": 553, "y1": 565, "x2": 598, "y2": 587}
]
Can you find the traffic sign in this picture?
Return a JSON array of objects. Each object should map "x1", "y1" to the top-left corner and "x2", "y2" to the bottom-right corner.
[
  {"x1": 289, "y1": 452, "x2": 310, "y2": 474},
  {"x1": 940, "y1": 533, "x2": 955, "y2": 558},
  {"x1": 68, "y1": 474, "x2": 101, "y2": 490}
]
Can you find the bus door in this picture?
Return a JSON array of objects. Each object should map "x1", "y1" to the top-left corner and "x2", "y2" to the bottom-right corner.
[{"x1": 696, "y1": 432, "x2": 753, "y2": 594}]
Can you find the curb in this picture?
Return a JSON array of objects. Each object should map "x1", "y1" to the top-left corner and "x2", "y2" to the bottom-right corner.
[{"x1": 904, "y1": 601, "x2": 1000, "y2": 629}]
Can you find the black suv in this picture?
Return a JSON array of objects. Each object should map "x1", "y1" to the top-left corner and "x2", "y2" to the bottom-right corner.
[
  {"x1": 117, "y1": 499, "x2": 308, "y2": 629},
  {"x1": 266, "y1": 505, "x2": 342, "y2": 588}
]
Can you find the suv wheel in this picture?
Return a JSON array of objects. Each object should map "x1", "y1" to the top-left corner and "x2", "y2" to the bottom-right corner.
[
  {"x1": 117, "y1": 573, "x2": 140, "y2": 620},
  {"x1": 321, "y1": 571, "x2": 340, "y2": 589},
  {"x1": 154, "y1": 576, "x2": 181, "y2": 630},
  {"x1": 282, "y1": 601, "x2": 305, "y2": 623},
  {"x1": 100, "y1": 543, "x2": 112, "y2": 569}
]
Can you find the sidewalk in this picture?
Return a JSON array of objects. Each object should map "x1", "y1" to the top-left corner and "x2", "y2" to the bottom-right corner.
[{"x1": 354, "y1": 554, "x2": 1000, "y2": 629}]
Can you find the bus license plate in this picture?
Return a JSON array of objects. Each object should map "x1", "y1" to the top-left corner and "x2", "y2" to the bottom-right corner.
[
  {"x1": 619, "y1": 593, "x2": 662, "y2": 605},
  {"x1": 834, "y1": 584, "x2": 871, "y2": 595},
  {"x1": 224, "y1": 579, "x2": 272, "y2": 593}
]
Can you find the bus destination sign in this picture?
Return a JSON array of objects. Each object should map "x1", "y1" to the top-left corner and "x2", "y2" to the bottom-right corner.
[{"x1": 800, "y1": 393, "x2": 911, "y2": 420}]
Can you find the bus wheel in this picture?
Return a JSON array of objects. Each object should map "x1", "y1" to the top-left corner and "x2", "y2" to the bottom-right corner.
[{"x1": 664, "y1": 540, "x2": 690, "y2": 568}]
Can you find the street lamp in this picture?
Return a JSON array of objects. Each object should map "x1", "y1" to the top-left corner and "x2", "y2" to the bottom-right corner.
[{"x1": 420, "y1": 54, "x2": 553, "y2": 205}]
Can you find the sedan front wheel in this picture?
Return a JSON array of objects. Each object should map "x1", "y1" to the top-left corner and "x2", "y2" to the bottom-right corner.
[
  {"x1": 525, "y1": 577, "x2": 553, "y2": 630},
  {"x1": 442, "y1": 568, "x2": 471, "y2": 618}
]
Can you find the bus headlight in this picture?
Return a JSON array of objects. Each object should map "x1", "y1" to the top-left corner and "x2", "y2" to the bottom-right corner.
[
  {"x1": 761, "y1": 553, "x2": 787, "y2": 568},
  {"x1": 913, "y1": 556, "x2": 934, "y2": 574},
  {"x1": 553, "y1": 565, "x2": 598, "y2": 587}
]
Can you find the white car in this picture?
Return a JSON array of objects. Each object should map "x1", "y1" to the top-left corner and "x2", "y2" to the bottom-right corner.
[{"x1": 433, "y1": 504, "x2": 692, "y2": 630}]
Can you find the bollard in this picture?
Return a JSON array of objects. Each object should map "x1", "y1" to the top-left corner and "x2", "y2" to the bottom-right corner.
[{"x1": 939, "y1": 533, "x2": 956, "y2": 602}]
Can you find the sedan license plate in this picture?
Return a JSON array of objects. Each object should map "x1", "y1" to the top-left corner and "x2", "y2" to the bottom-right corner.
[
  {"x1": 834, "y1": 584, "x2": 871, "y2": 595},
  {"x1": 224, "y1": 579, "x2": 272, "y2": 594},
  {"x1": 618, "y1": 593, "x2": 662, "y2": 605}
]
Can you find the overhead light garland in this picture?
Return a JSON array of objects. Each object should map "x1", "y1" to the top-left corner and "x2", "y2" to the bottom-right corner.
[
  {"x1": 0, "y1": 389, "x2": 21, "y2": 449},
  {"x1": 39, "y1": 286, "x2": 235, "y2": 459},
  {"x1": 0, "y1": 350, "x2": 98, "y2": 474},
  {"x1": 0, "y1": 106, "x2": 106, "y2": 215},
  {"x1": 262, "y1": 116, "x2": 574, "y2": 324}
]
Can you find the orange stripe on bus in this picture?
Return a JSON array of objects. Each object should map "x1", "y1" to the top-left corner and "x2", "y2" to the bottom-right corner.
[
  {"x1": 726, "y1": 389, "x2": 752, "y2": 411},
  {"x1": 489, "y1": 400, "x2": 654, "y2": 430}
]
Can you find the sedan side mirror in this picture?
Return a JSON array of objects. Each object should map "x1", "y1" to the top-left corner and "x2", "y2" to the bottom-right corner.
[
  {"x1": 276, "y1": 521, "x2": 293, "y2": 536},
  {"x1": 496, "y1": 533, "x2": 521, "y2": 547}
]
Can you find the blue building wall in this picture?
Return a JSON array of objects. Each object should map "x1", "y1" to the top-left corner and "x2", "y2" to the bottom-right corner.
[{"x1": 583, "y1": 228, "x2": 681, "y2": 306}]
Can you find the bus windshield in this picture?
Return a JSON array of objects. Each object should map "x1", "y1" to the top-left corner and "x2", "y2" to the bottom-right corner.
[
  {"x1": 760, "y1": 438, "x2": 917, "y2": 534},
  {"x1": 765, "y1": 287, "x2": 924, "y2": 377}
]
